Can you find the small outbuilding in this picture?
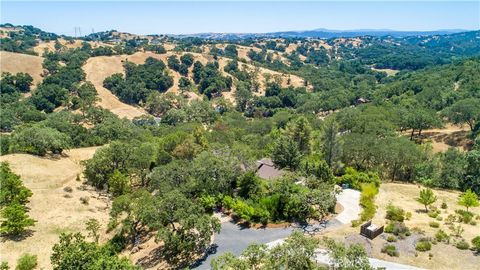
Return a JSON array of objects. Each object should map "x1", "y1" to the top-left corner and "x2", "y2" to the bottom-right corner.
[{"x1": 360, "y1": 220, "x2": 384, "y2": 240}]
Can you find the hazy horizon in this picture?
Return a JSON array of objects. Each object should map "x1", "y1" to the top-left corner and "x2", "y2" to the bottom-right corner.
[{"x1": 1, "y1": 1, "x2": 479, "y2": 36}]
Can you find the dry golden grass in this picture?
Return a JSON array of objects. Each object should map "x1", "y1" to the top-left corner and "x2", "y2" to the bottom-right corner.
[
  {"x1": 0, "y1": 51, "x2": 44, "y2": 87},
  {"x1": 0, "y1": 147, "x2": 111, "y2": 269},
  {"x1": 373, "y1": 182, "x2": 480, "y2": 269},
  {"x1": 415, "y1": 124, "x2": 472, "y2": 153},
  {"x1": 82, "y1": 50, "x2": 308, "y2": 112},
  {"x1": 82, "y1": 53, "x2": 147, "y2": 119},
  {"x1": 371, "y1": 67, "x2": 400, "y2": 76},
  {"x1": 319, "y1": 182, "x2": 480, "y2": 270},
  {"x1": 34, "y1": 39, "x2": 114, "y2": 56}
]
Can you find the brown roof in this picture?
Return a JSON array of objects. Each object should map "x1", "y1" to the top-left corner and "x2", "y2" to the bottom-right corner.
[{"x1": 256, "y1": 158, "x2": 284, "y2": 180}]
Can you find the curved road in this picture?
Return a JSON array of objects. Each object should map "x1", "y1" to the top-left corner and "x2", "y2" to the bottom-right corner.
[{"x1": 192, "y1": 189, "x2": 360, "y2": 269}]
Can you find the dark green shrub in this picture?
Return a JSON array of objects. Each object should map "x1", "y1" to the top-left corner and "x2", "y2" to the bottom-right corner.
[
  {"x1": 441, "y1": 201, "x2": 448, "y2": 209},
  {"x1": 381, "y1": 244, "x2": 399, "y2": 257},
  {"x1": 0, "y1": 261, "x2": 8, "y2": 270},
  {"x1": 386, "y1": 204, "x2": 405, "y2": 222},
  {"x1": 455, "y1": 240, "x2": 470, "y2": 250},
  {"x1": 16, "y1": 253, "x2": 37, "y2": 270},
  {"x1": 471, "y1": 236, "x2": 480, "y2": 252}
]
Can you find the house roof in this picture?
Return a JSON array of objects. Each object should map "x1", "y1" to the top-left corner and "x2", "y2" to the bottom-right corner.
[{"x1": 255, "y1": 158, "x2": 284, "y2": 180}]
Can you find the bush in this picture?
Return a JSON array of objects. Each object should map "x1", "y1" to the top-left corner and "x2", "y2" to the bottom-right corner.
[
  {"x1": 381, "y1": 244, "x2": 399, "y2": 257},
  {"x1": 405, "y1": 212, "x2": 412, "y2": 220},
  {"x1": 386, "y1": 204, "x2": 405, "y2": 222},
  {"x1": 63, "y1": 186, "x2": 73, "y2": 193},
  {"x1": 351, "y1": 220, "x2": 362, "y2": 227},
  {"x1": 429, "y1": 221, "x2": 440, "y2": 228},
  {"x1": 455, "y1": 240, "x2": 470, "y2": 250},
  {"x1": 428, "y1": 210, "x2": 440, "y2": 218},
  {"x1": 455, "y1": 209, "x2": 474, "y2": 224},
  {"x1": 441, "y1": 201, "x2": 448, "y2": 209},
  {"x1": 0, "y1": 261, "x2": 8, "y2": 270},
  {"x1": 435, "y1": 230, "x2": 450, "y2": 243},
  {"x1": 384, "y1": 222, "x2": 410, "y2": 238},
  {"x1": 416, "y1": 240, "x2": 432, "y2": 252},
  {"x1": 445, "y1": 214, "x2": 457, "y2": 225},
  {"x1": 359, "y1": 183, "x2": 378, "y2": 221},
  {"x1": 339, "y1": 167, "x2": 380, "y2": 190},
  {"x1": 436, "y1": 216, "x2": 443, "y2": 221},
  {"x1": 470, "y1": 221, "x2": 477, "y2": 226},
  {"x1": 79, "y1": 196, "x2": 89, "y2": 205},
  {"x1": 16, "y1": 253, "x2": 37, "y2": 270},
  {"x1": 471, "y1": 236, "x2": 480, "y2": 252},
  {"x1": 386, "y1": 235, "x2": 397, "y2": 242}
]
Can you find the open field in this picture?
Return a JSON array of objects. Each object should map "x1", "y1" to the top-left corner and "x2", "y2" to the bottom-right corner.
[
  {"x1": 0, "y1": 51, "x2": 44, "y2": 87},
  {"x1": 0, "y1": 147, "x2": 112, "y2": 269},
  {"x1": 318, "y1": 183, "x2": 480, "y2": 270}
]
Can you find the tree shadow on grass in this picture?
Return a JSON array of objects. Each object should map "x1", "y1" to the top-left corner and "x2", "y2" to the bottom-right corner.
[{"x1": 1, "y1": 229, "x2": 35, "y2": 242}]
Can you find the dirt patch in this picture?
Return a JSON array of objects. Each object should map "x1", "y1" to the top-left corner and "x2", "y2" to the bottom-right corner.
[
  {"x1": 415, "y1": 124, "x2": 472, "y2": 153},
  {"x1": 0, "y1": 51, "x2": 44, "y2": 88},
  {"x1": 371, "y1": 67, "x2": 399, "y2": 76},
  {"x1": 0, "y1": 147, "x2": 111, "y2": 269}
]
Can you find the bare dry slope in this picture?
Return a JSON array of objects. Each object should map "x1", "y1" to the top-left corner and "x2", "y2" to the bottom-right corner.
[
  {"x1": 0, "y1": 147, "x2": 110, "y2": 269},
  {"x1": 83, "y1": 50, "x2": 308, "y2": 115},
  {"x1": 0, "y1": 51, "x2": 44, "y2": 87},
  {"x1": 83, "y1": 54, "x2": 146, "y2": 119}
]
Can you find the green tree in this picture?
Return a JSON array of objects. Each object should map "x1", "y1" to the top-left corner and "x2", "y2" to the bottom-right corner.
[
  {"x1": 212, "y1": 232, "x2": 320, "y2": 270},
  {"x1": 180, "y1": 53, "x2": 194, "y2": 67},
  {"x1": 416, "y1": 188, "x2": 437, "y2": 212},
  {"x1": 402, "y1": 107, "x2": 442, "y2": 139},
  {"x1": 321, "y1": 117, "x2": 342, "y2": 167},
  {"x1": 285, "y1": 117, "x2": 312, "y2": 154},
  {"x1": 75, "y1": 82, "x2": 98, "y2": 114},
  {"x1": 85, "y1": 218, "x2": 101, "y2": 243},
  {"x1": 0, "y1": 162, "x2": 32, "y2": 206},
  {"x1": 12, "y1": 126, "x2": 71, "y2": 156},
  {"x1": 324, "y1": 237, "x2": 372, "y2": 270},
  {"x1": 107, "y1": 170, "x2": 130, "y2": 197},
  {"x1": 445, "y1": 98, "x2": 480, "y2": 131},
  {"x1": 267, "y1": 232, "x2": 320, "y2": 269},
  {"x1": 51, "y1": 232, "x2": 138, "y2": 270},
  {"x1": 458, "y1": 189, "x2": 479, "y2": 212},
  {"x1": 0, "y1": 203, "x2": 36, "y2": 236},
  {"x1": 271, "y1": 135, "x2": 301, "y2": 170},
  {"x1": 238, "y1": 171, "x2": 263, "y2": 199}
]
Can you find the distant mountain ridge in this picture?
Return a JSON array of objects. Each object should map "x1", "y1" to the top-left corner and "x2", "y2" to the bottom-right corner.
[{"x1": 169, "y1": 28, "x2": 471, "y2": 40}]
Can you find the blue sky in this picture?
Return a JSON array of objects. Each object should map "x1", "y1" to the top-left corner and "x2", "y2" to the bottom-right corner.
[{"x1": 2, "y1": 1, "x2": 479, "y2": 35}]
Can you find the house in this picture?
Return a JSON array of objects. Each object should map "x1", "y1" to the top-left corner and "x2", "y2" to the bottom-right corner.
[{"x1": 255, "y1": 158, "x2": 284, "y2": 180}]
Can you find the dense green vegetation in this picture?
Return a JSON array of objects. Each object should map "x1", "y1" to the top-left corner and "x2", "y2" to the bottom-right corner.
[
  {"x1": 0, "y1": 162, "x2": 35, "y2": 236},
  {"x1": 1, "y1": 25, "x2": 480, "y2": 268}
]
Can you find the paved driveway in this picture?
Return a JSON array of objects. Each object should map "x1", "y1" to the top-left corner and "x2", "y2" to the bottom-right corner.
[{"x1": 191, "y1": 189, "x2": 360, "y2": 269}]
